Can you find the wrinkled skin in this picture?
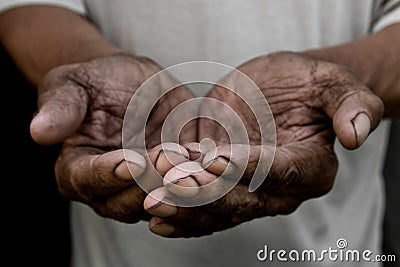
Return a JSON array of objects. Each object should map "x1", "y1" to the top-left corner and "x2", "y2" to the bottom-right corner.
[
  {"x1": 144, "y1": 52, "x2": 384, "y2": 237},
  {"x1": 30, "y1": 54, "x2": 196, "y2": 223},
  {"x1": 31, "y1": 52, "x2": 383, "y2": 236}
]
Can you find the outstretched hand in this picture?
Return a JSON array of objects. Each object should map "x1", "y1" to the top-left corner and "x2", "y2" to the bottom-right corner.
[
  {"x1": 144, "y1": 52, "x2": 384, "y2": 237},
  {"x1": 30, "y1": 54, "x2": 196, "y2": 223}
]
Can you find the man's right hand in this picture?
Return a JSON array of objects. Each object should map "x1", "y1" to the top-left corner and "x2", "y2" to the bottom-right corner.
[{"x1": 30, "y1": 54, "x2": 196, "y2": 223}]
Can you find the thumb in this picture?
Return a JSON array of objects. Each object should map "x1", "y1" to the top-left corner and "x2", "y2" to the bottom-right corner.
[
  {"x1": 30, "y1": 82, "x2": 88, "y2": 145},
  {"x1": 323, "y1": 86, "x2": 384, "y2": 149},
  {"x1": 201, "y1": 144, "x2": 274, "y2": 192}
]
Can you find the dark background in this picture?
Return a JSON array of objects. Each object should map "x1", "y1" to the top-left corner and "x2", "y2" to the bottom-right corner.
[
  {"x1": 382, "y1": 118, "x2": 400, "y2": 267},
  {"x1": 1, "y1": 45, "x2": 70, "y2": 266}
]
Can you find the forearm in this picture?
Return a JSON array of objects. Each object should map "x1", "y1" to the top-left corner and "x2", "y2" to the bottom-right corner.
[
  {"x1": 0, "y1": 6, "x2": 120, "y2": 86},
  {"x1": 304, "y1": 23, "x2": 400, "y2": 116}
]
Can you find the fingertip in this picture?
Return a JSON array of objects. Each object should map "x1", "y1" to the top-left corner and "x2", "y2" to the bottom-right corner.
[
  {"x1": 146, "y1": 202, "x2": 178, "y2": 217},
  {"x1": 202, "y1": 156, "x2": 236, "y2": 176},
  {"x1": 30, "y1": 103, "x2": 85, "y2": 145},
  {"x1": 144, "y1": 187, "x2": 166, "y2": 210},
  {"x1": 144, "y1": 187, "x2": 178, "y2": 217},
  {"x1": 164, "y1": 175, "x2": 200, "y2": 198},
  {"x1": 334, "y1": 112, "x2": 372, "y2": 150},
  {"x1": 30, "y1": 112, "x2": 60, "y2": 145},
  {"x1": 148, "y1": 216, "x2": 165, "y2": 229},
  {"x1": 114, "y1": 161, "x2": 146, "y2": 181},
  {"x1": 183, "y1": 142, "x2": 203, "y2": 161},
  {"x1": 202, "y1": 147, "x2": 219, "y2": 168},
  {"x1": 31, "y1": 85, "x2": 89, "y2": 144},
  {"x1": 149, "y1": 222, "x2": 175, "y2": 237},
  {"x1": 149, "y1": 143, "x2": 190, "y2": 176},
  {"x1": 327, "y1": 87, "x2": 383, "y2": 150},
  {"x1": 163, "y1": 162, "x2": 202, "y2": 197},
  {"x1": 115, "y1": 150, "x2": 146, "y2": 180},
  {"x1": 150, "y1": 143, "x2": 190, "y2": 160},
  {"x1": 352, "y1": 112, "x2": 371, "y2": 147},
  {"x1": 155, "y1": 151, "x2": 186, "y2": 176}
]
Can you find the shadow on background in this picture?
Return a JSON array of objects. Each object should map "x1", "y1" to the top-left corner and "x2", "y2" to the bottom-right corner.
[
  {"x1": 1, "y1": 45, "x2": 71, "y2": 266},
  {"x1": 383, "y1": 118, "x2": 400, "y2": 267}
]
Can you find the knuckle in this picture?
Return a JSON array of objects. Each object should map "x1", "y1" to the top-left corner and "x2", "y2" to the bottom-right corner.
[
  {"x1": 55, "y1": 156, "x2": 91, "y2": 202},
  {"x1": 94, "y1": 191, "x2": 145, "y2": 224},
  {"x1": 269, "y1": 162, "x2": 303, "y2": 192}
]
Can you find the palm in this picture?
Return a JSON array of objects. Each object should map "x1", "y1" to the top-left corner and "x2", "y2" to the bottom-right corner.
[
  {"x1": 200, "y1": 52, "x2": 338, "y2": 196},
  {"x1": 36, "y1": 55, "x2": 196, "y2": 223},
  {"x1": 144, "y1": 52, "x2": 383, "y2": 237}
]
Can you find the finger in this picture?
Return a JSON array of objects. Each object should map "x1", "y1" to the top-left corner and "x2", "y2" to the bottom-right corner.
[
  {"x1": 143, "y1": 187, "x2": 178, "y2": 217},
  {"x1": 164, "y1": 174, "x2": 200, "y2": 198},
  {"x1": 134, "y1": 143, "x2": 190, "y2": 193},
  {"x1": 202, "y1": 144, "x2": 270, "y2": 181},
  {"x1": 322, "y1": 84, "x2": 384, "y2": 149},
  {"x1": 266, "y1": 142, "x2": 337, "y2": 197},
  {"x1": 205, "y1": 185, "x2": 302, "y2": 221},
  {"x1": 151, "y1": 186, "x2": 302, "y2": 237},
  {"x1": 93, "y1": 184, "x2": 147, "y2": 223},
  {"x1": 30, "y1": 79, "x2": 88, "y2": 145},
  {"x1": 202, "y1": 143, "x2": 336, "y2": 197},
  {"x1": 205, "y1": 184, "x2": 266, "y2": 222},
  {"x1": 203, "y1": 156, "x2": 237, "y2": 177},
  {"x1": 202, "y1": 144, "x2": 265, "y2": 192},
  {"x1": 164, "y1": 159, "x2": 236, "y2": 201},
  {"x1": 147, "y1": 143, "x2": 190, "y2": 176},
  {"x1": 145, "y1": 174, "x2": 222, "y2": 217},
  {"x1": 183, "y1": 142, "x2": 203, "y2": 161},
  {"x1": 55, "y1": 147, "x2": 146, "y2": 202},
  {"x1": 163, "y1": 162, "x2": 204, "y2": 198},
  {"x1": 148, "y1": 207, "x2": 232, "y2": 238},
  {"x1": 148, "y1": 217, "x2": 176, "y2": 236},
  {"x1": 148, "y1": 219, "x2": 222, "y2": 238}
]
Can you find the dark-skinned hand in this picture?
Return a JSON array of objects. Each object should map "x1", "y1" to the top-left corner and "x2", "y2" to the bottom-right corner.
[
  {"x1": 144, "y1": 51, "x2": 384, "y2": 237},
  {"x1": 30, "y1": 54, "x2": 196, "y2": 223}
]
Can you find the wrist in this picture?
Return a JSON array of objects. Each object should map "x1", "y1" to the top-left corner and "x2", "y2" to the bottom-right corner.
[
  {"x1": 57, "y1": 36, "x2": 122, "y2": 69},
  {"x1": 0, "y1": 6, "x2": 122, "y2": 86},
  {"x1": 300, "y1": 24, "x2": 400, "y2": 116}
]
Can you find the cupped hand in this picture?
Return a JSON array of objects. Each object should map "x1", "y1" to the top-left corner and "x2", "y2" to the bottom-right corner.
[
  {"x1": 144, "y1": 51, "x2": 384, "y2": 237},
  {"x1": 30, "y1": 54, "x2": 196, "y2": 223}
]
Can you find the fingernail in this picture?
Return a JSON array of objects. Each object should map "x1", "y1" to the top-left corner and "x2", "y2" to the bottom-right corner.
[
  {"x1": 150, "y1": 223, "x2": 175, "y2": 236},
  {"x1": 199, "y1": 138, "x2": 217, "y2": 154},
  {"x1": 166, "y1": 176, "x2": 200, "y2": 197},
  {"x1": 204, "y1": 157, "x2": 236, "y2": 176},
  {"x1": 184, "y1": 142, "x2": 203, "y2": 161},
  {"x1": 219, "y1": 157, "x2": 236, "y2": 176},
  {"x1": 146, "y1": 201, "x2": 178, "y2": 217},
  {"x1": 156, "y1": 151, "x2": 188, "y2": 176},
  {"x1": 115, "y1": 161, "x2": 144, "y2": 181},
  {"x1": 187, "y1": 149, "x2": 202, "y2": 161},
  {"x1": 352, "y1": 113, "x2": 371, "y2": 147}
]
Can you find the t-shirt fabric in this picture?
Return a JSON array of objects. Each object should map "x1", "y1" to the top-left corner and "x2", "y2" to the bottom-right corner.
[{"x1": 1, "y1": 0, "x2": 399, "y2": 266}]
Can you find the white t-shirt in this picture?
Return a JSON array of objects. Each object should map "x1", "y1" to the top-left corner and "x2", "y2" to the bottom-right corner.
[{"x1": 1, "y1": 1, "x2": 399, "y2": 266}]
